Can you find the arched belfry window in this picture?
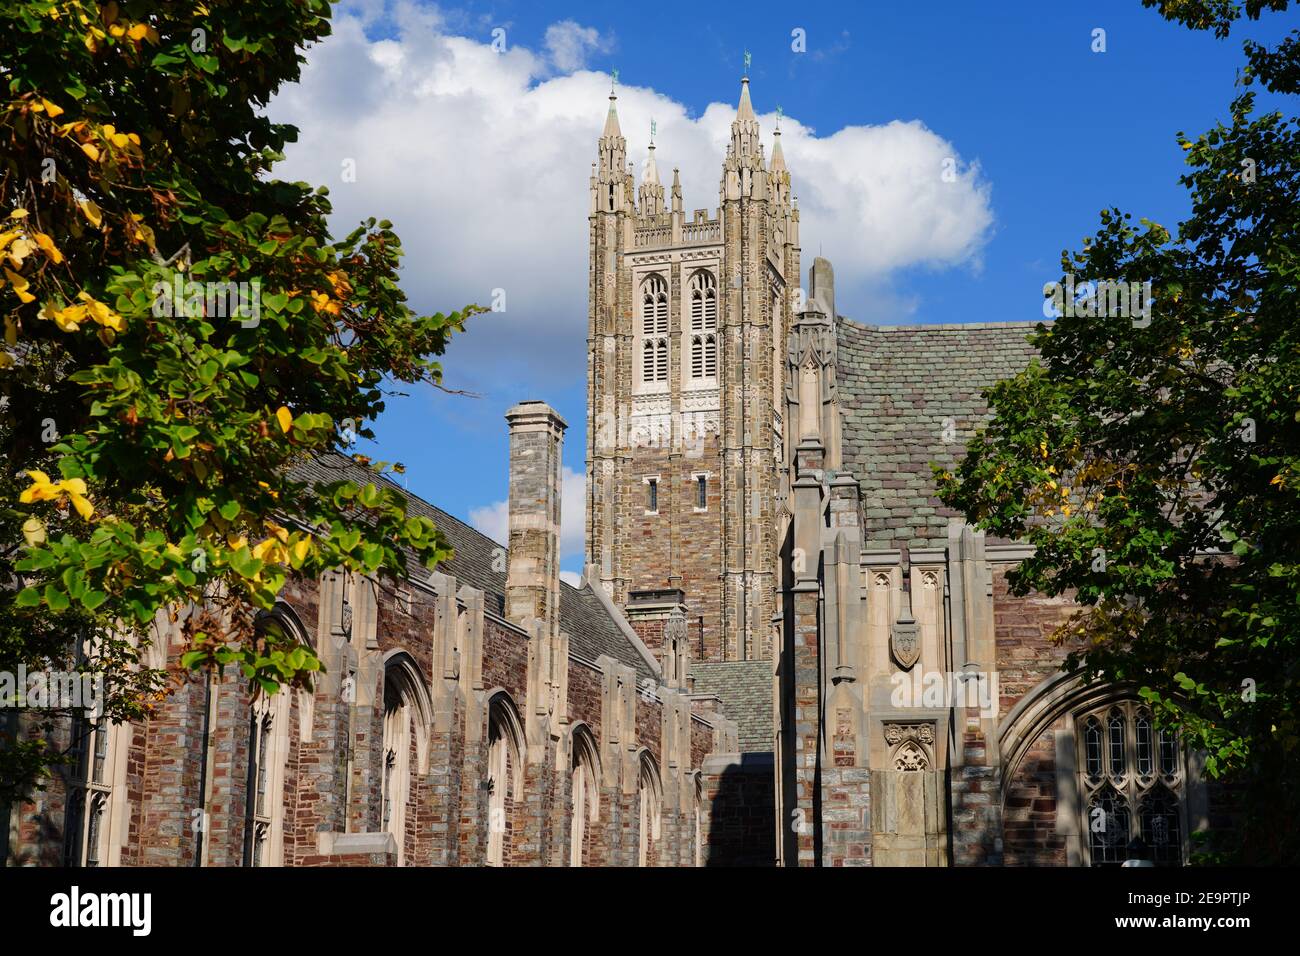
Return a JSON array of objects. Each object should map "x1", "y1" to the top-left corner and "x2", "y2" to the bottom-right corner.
[
  {"x1": 1077, "y1": 702, "x2": 1185, "y2": 866},
  {"x1": 569, "y1": 725, "x2": 601, "y2": 866},
  {"x1": 689, "y1": 270, "x2": 718, "y2": 381},
  {"x1": 486, "y1": 693, "x2": 525, "y2": 866},
  {"x1": 640, "y1": 274, "x2": 669, "y2": 385}
]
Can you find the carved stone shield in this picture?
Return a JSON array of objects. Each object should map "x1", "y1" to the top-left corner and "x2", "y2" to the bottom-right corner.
[{"x1": 890, "y1": 618, "x2": 920, "y2": 671}]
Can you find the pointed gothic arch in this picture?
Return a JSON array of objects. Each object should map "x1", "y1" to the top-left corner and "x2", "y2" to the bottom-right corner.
[
  {"x1": 380, "y1": 650, "x2": 433, "y2": 866},
  {"x1": 999, "y1": 673, "x2": 1194, "y2": 867},
  {"x1": 636, "y1": 749, "x2": 662, "y2": 867},
  {"x1": 486, "y1": 690, "x2": 525, "y2": 866},
  {"x1": 567, "y1": 723, "x2": 601, "y2": 866}
]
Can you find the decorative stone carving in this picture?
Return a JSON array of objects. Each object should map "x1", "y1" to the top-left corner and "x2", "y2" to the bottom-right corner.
[
  {"x1": 883, "y1": 723, "x2": 934, "y2": 746},
  {"x1": 891, "y1": 555, "x2": 921, "y2": 671},
  {"x1": 340, "y1": 598, "x2": 353, "y2": 640},
  {"x1": 890, "y1": 617, "x2": 920, "y2": 671},
  {"x1": 884, "y1": 722, "x2": 935, "y2": 772},
  {"x1": 666, "y1": 607, "x2": 688, "y2": 645},
  {"x1": 894, "y1": 742, "x2": 928, "y2": 772},
  {"x1": 681, "y1": 388, "x2": 720, "y2": 412}
]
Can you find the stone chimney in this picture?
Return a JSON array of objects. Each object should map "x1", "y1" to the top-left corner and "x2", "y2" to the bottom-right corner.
[{"x1": 505, "y1": 401, "x2": 567, "y2": 640}]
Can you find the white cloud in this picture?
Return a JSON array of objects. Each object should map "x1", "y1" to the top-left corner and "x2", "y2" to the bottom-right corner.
[
  {"x1": 268, "y1": 2, "x2": 994, "y2": 395},
  {"x1": 466, "y1": 498, "x2": 507, "y2": 547},
  {"x1": 544, "y1": 20, "x2": 610, "y2": 73},
  {"x1": 468, "y1": 465, "x2": 587, "y2": 567}
]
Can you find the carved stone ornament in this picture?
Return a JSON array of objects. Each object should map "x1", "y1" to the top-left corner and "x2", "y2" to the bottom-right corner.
[
  {"x1": 340, "y1": 599, "x2": 353, "y2": 640},
  {"x1": 894, "y1": 742, "x2": 928, "y2": 772},
  {"x1": 666, "y1": 607, "x2": 688, "y2": 646},
  {"x1": 890, "y1": 617, "x2": 920, "y2": 671},
  {"x1": 884, "y1": 722, "x2": 935, "y2": 771},
  {"x1": 883, "y1": 723, "x2": 935, "y2": 747}
]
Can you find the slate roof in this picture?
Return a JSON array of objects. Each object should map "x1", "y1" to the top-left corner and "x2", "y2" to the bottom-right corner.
[
  {"x1": 689, "y1": 660, "x2": 773, "y2": 753},
  {"x1": 289, "y1": 452, "x2": 657, "y2": 683},
  {"x1": 836, "y1": 318, "x2": 1043, "y2": 550}
]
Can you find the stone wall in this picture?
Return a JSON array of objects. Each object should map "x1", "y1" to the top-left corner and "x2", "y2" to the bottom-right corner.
[{"x1": 5, "y1": 567, "x2": 728, "y2": 868}]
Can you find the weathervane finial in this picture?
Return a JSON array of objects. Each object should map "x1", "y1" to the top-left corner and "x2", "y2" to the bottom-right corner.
[
  {"x1": 743, "y1": 50, "x2": 751, "y2": 76},
  {"x1": 650, "y1": 118, "x2": 656, "y2": 145},
  {"x1": 611, "y1": 68, "x2": 619, "y2": 93}
]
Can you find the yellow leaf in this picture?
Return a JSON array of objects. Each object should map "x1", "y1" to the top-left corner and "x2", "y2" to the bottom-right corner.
[
  {"x1": 4, "y1": 316, "x2": 16, "y2": 345},
  {"x1": 81, "y1": 142, "x2": 101, "y2": 162},
  {"x1": 126, "y1": 22, "x2": 149, "y2": 41},
  {"x1": 275, "y1": 406, "x2": 293, "y2": 434},
  {"x1": 79, "y1": 200, "x2": 103, "y2": 228},
  {"x1": 4, "y1": 268, "x2": 35, "y2": 304},
  {"x1": 59, "y1": 477, "x2": 88, "y2": 496},
  {"x1": 84, "y1": 297, "x2": 111, "y2": 325},
  {"x1": 34, "y1": 233, "x2": 64, "y2": 264},
  {"x1": 70, "y1": 493, "x2": 94, "y2": 521},
  {"x1": 19, "y1": 470, "x2": 60, "y2": 503},
  {"x1": 8, "y1": 237, "x2": 33, "y2": 266},
  {"x1": 22, "y1": 516, "x2": 46, "y2": 546},
  {"x1": 0, "y1": 231, "x2": 18, "y2": 251},
  {"x1": 41, "y1": 98, "x2": 64, "y2": 118},
  {"x1": 9, "y1": 209, "x2": 28, "y2": 219},
  {"x1": 44, "y1": 303, "x2": 88, "y2": 331},
  {"x1": 111, "y1": 133, "x2": 129, "y2": 148}
]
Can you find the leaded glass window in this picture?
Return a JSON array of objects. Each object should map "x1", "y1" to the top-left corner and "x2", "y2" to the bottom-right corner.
[{"x1": 1076, "y1": 702, "x2": 1185, "y2": 866}]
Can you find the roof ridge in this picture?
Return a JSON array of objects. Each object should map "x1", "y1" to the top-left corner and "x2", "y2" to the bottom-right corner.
[{"x1": 838, "y1": 316, "x2": 1049, "y2": 333}]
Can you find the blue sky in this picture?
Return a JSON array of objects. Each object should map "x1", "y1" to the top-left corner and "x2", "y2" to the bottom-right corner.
[{"x1": 268, "y1": 0, "x2": 1296, "y2": 578}]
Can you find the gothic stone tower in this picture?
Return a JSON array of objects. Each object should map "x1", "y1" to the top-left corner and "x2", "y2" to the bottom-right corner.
[{"x1": 586, "y1": 78, "x2": 800, "y2": 662}]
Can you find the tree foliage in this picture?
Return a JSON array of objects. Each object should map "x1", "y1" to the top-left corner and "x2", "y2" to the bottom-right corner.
[
  {"x1": 0, "y1": 0, "x2": 477, "y2": 800},
  {"x1": 939, "y1": 1, "x2": 1299, "y2": 862}
]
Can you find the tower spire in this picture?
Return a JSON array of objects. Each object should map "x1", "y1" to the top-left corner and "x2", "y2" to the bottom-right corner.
[
  {"x1": 725, "y1": 74, "x2": 763, "y2": 173},
  {"x1": 603, "y1": 83, "x2": 622, "y2": 140},
  {"x1": 639, "y1": 128, "x2": 664, "y2": 215},
  {"x1": 736, "y1": 75, "x2": 756, "y2": 124},
  {"x1": 594, "y1": 72, "x2": 630, "y2": 211}
]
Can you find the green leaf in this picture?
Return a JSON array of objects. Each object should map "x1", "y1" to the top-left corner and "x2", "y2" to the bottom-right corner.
[{"x1": 43, "y1": 586, "x2": 70, "y2": 612}]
